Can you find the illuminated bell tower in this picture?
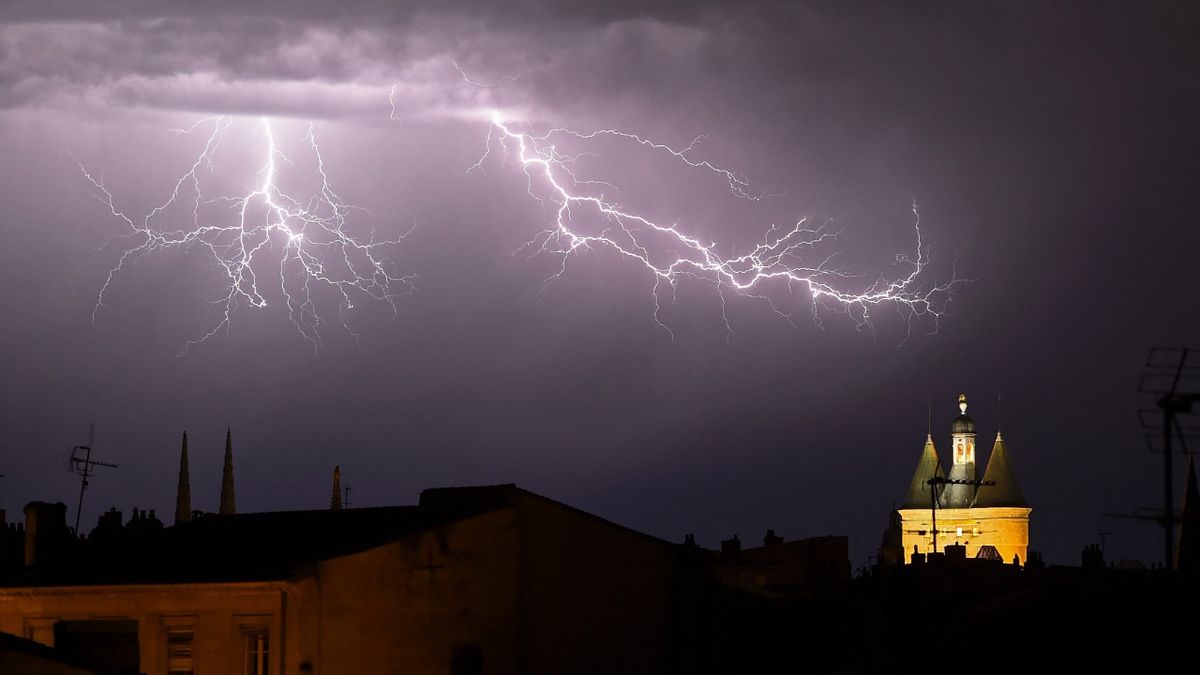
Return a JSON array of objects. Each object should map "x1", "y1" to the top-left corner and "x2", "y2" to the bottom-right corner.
[
  {"x1": 897, "y1": 392, "x2": 1032, "y2": 565},
  {"x1": 941, "y1": 393, "x2": 977, "y2": 508}
]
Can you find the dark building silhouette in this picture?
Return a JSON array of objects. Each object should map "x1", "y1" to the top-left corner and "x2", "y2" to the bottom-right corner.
[
  {"x1": 715, "y1": 531, "x2": 849, "y2": 596},
  {"x1": 0, "y1": 630, "x2": 105, "y2": 675},
  {"x1": 0, "y1": 484, "x2": 693, "y2": 675}
]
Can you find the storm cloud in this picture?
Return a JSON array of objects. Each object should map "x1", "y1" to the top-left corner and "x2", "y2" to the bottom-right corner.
[{"x1": 0, "y1": 1, "x2": 1197, "y2": 569}]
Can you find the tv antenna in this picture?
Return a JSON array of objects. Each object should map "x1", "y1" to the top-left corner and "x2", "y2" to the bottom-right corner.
[
  {"x1": 69, "y1": 423, "x2": 118, "y2": 534},
  {"x1": 1131, "y1": 347, "x2": 1200, "y2": 571}
]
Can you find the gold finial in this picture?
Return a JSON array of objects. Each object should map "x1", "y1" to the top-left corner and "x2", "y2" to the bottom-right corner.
[{"x1": 958, "y1": 393, "x2": 968, "y2": 415}]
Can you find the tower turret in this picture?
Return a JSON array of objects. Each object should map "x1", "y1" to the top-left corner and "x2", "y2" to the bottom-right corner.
[
  {"x1": 174, "y1": 432, "x2": 191, "y2": 525},
  {"x1": 219, "y1": 428, "x2": 236, "y2": 515},
  {"x1": 942, "y1": 394, "x2": 977, "y2": 508}
]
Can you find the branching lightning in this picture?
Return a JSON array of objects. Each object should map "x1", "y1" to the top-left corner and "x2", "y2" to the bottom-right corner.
[
  {"x1": 76, "y1": 116, "x2": 414, "y2": 352},
  {"x1": 474, "y1": 112, "x2": 962, "y2": 339}
]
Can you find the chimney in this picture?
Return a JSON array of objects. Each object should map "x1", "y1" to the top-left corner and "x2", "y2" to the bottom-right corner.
[
  {"x1": 219, "y1": 428, "x2": 236, "y2": 515},
  {"x1": 720, "y1": 535, "x2": 741, "y2": 555},
  {"x1": 24, "y1": 501, "x2": 69, "y2": 567},
  {"x1": 330, "y1": 466, "x2": 343, "y2": 510},
  {"x1": 764, "y1": 529, "x2": 783, "y2": 547},
  {"x1": 175, "y1": 432, "x2": 192, "y2": 525}
]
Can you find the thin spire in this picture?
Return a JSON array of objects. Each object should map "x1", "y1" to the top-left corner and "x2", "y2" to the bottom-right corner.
[
  {"x1": 219, "y1": 428, "x2": 236, "y2": 515},
  {"x1": 927, "y1": 399, "x2": 932, "y2": 438},
  {"x1": 174, "y1": 432, "x2": 191, "y2": 525},
  {"x1": 330, "y1": 466, "x2": 343, "y2": 510}
]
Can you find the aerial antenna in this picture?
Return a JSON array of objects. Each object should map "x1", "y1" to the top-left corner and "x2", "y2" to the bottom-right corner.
[
  {"x1": 997, "y1": 393, "x2": 1003, "y2": 434},
  {"x1": 344, "y1": 485, "x2": 353, "y2": 509},
  {"x1": 1131, "y1": 347, "x2": 1200, "y2": 571},
  {"x1": 924, "y1": 475, "x2": 995, "y2": 555},
  {"x1": 69, "y1": 423, "x2": 119, "y2": 535},
  {"x1": 927, "y1": 399, "x2": 931, "y2": 437}
]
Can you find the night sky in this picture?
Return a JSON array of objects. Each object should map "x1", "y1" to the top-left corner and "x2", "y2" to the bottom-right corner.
[{"x1": 1, "y1": 1, "x2": 1198, "y2": 569}]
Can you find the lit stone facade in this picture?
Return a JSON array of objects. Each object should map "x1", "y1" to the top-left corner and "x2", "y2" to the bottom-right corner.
[
  {"x1": 0, "y1": 581, "x2": 287, "y2": 673},
  {"x1": 897, "y1": 506, "x2": 1031, "y2": 564},
  {"x1": 896, "y1": 395, "x2": 1032, "y2": 565}
]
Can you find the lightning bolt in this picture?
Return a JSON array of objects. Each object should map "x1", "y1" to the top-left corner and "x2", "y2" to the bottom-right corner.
[
  {"x1": 452, "y1": 60, "x2": 520, "y2": 89},
  {"x1": 75, "y1": 116, "x2": 414, "y2": 353},
  {"x1": 475, "y1": 112, "x2": 962, "y2": 339}
]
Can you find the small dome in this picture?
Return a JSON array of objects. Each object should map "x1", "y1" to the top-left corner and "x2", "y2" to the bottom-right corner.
[{"x1": 951, "y1": 393, "x2": 976, "y2": 434}]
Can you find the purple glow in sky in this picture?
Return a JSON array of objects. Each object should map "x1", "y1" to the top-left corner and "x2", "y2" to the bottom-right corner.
[{"x1": 1, "y1": 1, "x2": 1198, "y2": 568}]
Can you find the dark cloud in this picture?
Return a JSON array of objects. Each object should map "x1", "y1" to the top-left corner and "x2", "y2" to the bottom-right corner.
[{"x1": 0, "y1": 1, "x2": 1198, "y2": 571}]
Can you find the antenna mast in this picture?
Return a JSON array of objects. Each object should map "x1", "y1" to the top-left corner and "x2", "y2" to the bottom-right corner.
[
  {"x1": 1134, "y1": 347, "x2": 1200, "y2": 571},
  {"x1": 925, "y1": 475, "x2": 995, "y2": 554},
  {"x1": 69, "y1": 423, "x2": 118, "y2": 534}
]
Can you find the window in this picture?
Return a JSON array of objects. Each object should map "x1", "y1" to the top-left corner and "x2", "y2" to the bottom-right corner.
[
  {"x1": 243, "y1": 629, "x2": 269, "y2": 675},
  {"x1": 162, "y1": 616, "x2": 197, "y2": 675},
  {"x1": 167, "y1": 628, "x2": 194, "y2": 675}
]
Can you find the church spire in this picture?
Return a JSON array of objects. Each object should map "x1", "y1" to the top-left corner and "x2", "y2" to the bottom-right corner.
[
  {"x1": 174, "y1": 432, "x2": 191, "y2": 524},
  {"x1": 219, "y1": 428, "x2": 236, "y2": 515},
  {"x1": 331, "y1": 466, "x2": 343, "y2": 510}
]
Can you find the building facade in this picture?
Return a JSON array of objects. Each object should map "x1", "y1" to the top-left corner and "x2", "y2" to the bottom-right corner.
[{"x1": 0, "y1": 485, "x2": 684, "y2": 675}]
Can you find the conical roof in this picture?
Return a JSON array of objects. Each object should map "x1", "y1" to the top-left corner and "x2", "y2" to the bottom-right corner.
[
  {"x1": 902, "y1": 435, "x2": 945, "y2": 508},
  {"x1": 973, "y1": 433, "x2": 1027, "y2": 508}
]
